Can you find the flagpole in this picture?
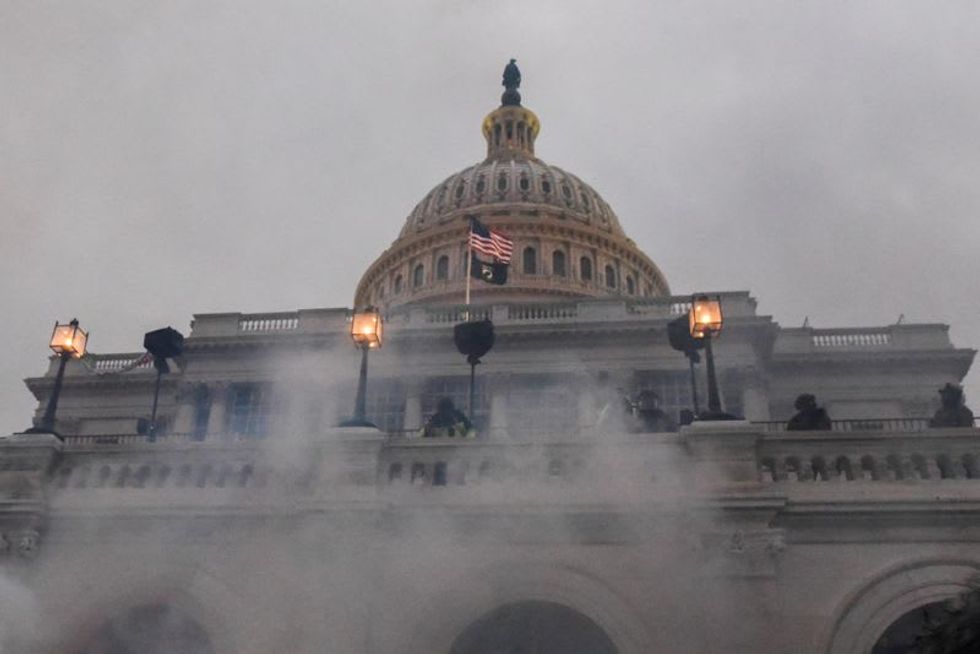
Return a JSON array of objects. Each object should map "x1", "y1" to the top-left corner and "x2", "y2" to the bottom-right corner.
[{"x1": 464, "y1": 240, "x2": 473, "y2": 321}]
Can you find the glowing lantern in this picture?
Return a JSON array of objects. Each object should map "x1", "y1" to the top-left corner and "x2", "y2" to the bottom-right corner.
[
  {"x1": 689, "y1": 295, "x2": 723, "y2": 339},
  {"x1": 351, "y1": 307, "x2": 383, "y2": 349},
  {"x1": 49, "y1": 319, "x2": 88, "y2": 358}
]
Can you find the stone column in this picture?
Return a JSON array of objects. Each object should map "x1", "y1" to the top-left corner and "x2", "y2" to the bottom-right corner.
[
  {"x1": 576, "y1": 376, "x2": 597, "y2": 430},
  {"x1": 172, "y1": 384, "x2": 197, "y2": 435},
  {"x1": 403, "y1": 378, "x2": 423, "y2": 434},
  {"x1": 741, "y1": 386, "x2": 771, "y2": 422},
  {"x1": 488, "y1": 374, "x2": 510, "y2": 438},
  {"x1": 206, "y1": 382, "x2": 229, "y2": 438}
]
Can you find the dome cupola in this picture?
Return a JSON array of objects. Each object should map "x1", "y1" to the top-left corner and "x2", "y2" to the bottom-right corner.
[{"x1": 355, "y1": 61, "x2": 669, "y2": 309}]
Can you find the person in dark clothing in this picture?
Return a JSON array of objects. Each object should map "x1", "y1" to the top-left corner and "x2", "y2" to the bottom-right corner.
[
  {"x1": 632, "y1": 390, "x2": 677, "y2": 433},
  {"x1": 786, "y1": 394, "x2": 832, "y2": 431},
  {"x1": 423, "y1": 397, "x2": 474, "y2": 438},
  {"x1": 930, "y1": 383, "x2": 975, "y2": 427}
]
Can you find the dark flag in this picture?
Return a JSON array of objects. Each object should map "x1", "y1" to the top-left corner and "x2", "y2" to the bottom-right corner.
[{"x1": 469, "y1": 255, "x2": 508, "y2": 285}]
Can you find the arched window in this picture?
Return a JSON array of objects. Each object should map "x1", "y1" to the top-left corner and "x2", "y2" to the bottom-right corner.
[
  {"x1": 523, "y1": 247, "x2": 537, "y2": 275},
  {"x1": 605, "y1": 265, "x2": 616, "y2": 289},
  {"x1": 436, "y1": 255, "x2": 450, "y2": 281},
  {"x1": 552, "y1": 251, "x2": 566, "y2": 277},
  {"x1": 626, "y1": 275, "x2": 635, "y2": 295},
  {"x1": 413, "y1": 264, "x2": 424, "y2": 288},
  {"x1": 580, "y1": 257, "x2": 593, "y2": 281},
  {"x1": 394, "y1": 274, "x2": 403, "y2": 294}
]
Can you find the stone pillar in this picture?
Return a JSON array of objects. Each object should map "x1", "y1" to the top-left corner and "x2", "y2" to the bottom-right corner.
[
  {"x1": 172, "y1": 384, "x2": 197, "y2": 435},
  {"x1": 576, "y1": 382, "x2": 598, "y2": 431},
  {"x1": 403, "y1": 378, "x2": 423, "y2": 433},
  {"x1": 741, "y1": 386, "x2": 771, "y2": 422},
  {"x1": 488, "y1": 374, "x2": 509, "y2": 438},
  {"x1": 206, "y1": 382, "x2": 229, "y2": 437},
  {"x1": 683, "y1": 421, "x2": 761, "y2": 484}
]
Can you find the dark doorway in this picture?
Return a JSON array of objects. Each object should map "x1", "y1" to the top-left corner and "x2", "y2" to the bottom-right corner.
[
  {"x1": 450, "y1": 601, "x2": 618, "y2": 654},
  {"x1": 76, "y1": 604, "x2": 214, "y2": 654},
  {"x1": 872, "y1": 598, "x2": 980, "y2": 654}
]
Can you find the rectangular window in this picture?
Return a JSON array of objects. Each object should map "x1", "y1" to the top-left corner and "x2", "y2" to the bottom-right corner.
[
  {"x1": 507, "y1": 375, "x2": 578, "y2": 436},
  {"x1": 632, "y1": 371, "x2": 695, "y2": 423},
  {"x1": 228, "y1": 384, "x2": 278, "y2": 438},
  {"x1": 365, "y1": 380, "x2": 406, "y2": 433}
]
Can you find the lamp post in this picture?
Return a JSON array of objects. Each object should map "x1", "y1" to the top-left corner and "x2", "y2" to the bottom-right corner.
[
  {"x1": 28, "y1": 318, "x2": 88, "y2": 436},
  {"x1": 341, "y1": 307, "x2": 383, "y2": 428},
  {"x1": 142, "y1": 327, "x2": 185, "y2": 441},
  {"x1": 689, "y1": 295, "x2": 733, "y2": 420}
]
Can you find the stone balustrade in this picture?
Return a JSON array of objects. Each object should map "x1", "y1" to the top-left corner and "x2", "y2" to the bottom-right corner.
[
  {"x1": 30, "y1": 421, "x2": 980, "y2": 499},
  {"x1": 758, "y1": 427, "x2": 980, "y2": 483}
]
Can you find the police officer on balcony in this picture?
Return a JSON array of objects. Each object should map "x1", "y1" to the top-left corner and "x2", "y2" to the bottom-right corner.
[{"x1": 422, "y1": 397, "x2": 474, "y2": 438}]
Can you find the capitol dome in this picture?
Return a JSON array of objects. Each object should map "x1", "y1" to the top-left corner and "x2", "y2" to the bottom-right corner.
[{"x1": 354, "y1": 64, "x2": 670, "y2": 309}]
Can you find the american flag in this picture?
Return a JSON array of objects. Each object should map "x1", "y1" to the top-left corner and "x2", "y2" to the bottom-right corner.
[{"x1": 468, "y1": 217, "x2": 514, "y2": 264}]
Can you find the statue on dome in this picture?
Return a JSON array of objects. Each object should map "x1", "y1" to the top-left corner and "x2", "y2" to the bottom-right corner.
[
  {"x1": 501, "y1": 58, "x2": 522, "y2": 106},
  {"x1": 930, "y1": 383, "x2": 975, "y2": 427},
  {"x1": 786, "y1": 394, "x2": 832, "y2": 431}
]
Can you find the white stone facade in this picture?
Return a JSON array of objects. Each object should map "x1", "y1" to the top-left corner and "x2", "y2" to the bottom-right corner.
[{"x1": 6, "y1": 78, "x2": 980, "y2": 654}]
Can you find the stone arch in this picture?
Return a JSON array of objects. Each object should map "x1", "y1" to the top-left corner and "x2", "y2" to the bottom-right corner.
[
  {"x1": 401, "y1": 562, "x2": 651, "y2": 654},
  {"x1": 825, "y1": 559, "x2": 980, "y2": 654},
  {"x1": 450, "y1": 600, "x2": 618, "y2": 654},
  {"x1": 45, "y1": 567, "x2": 244, "y2": 654},
  {"x1": 71, "y1": 603, "x2": 214, "y2": 654}
]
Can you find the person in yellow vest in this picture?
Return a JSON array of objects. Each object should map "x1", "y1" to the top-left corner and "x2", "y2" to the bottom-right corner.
[{"x1": 422, "y1": 397, "x2": 475, "y2": 438}]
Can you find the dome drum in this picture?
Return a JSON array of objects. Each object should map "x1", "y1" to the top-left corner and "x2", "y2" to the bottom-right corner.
[{"x1": 355, "y1": 216, "x2": 668, "y2": 309}]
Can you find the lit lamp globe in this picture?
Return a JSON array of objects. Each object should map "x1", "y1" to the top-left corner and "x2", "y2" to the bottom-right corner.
[
  {"x1": 27, "y1": 318, "x2": 88, "y2": 437},
  {"x1": 350, "y1": 307, "x2": 383, "y2": 349},
  {"x1": 50, "y1": 318, "x2": 88, "y2": 358},
  {"x1": 341, "y1": 307, "x2": 383, "y2": 428},
  {"x1": 688, "y1": 295, "x2": 734, "y2": 420},
  {"x1": 689, "y1": 295, "x2": 723, "y2": 338}
]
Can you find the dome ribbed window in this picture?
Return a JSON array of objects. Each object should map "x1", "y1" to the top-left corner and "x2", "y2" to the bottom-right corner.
[
  {"x1": 580, "y1": 257, "x2": 593, "y2": 281},
  {"x1": 523, "y1": 247, "x2": 537, "y2": 275},
  {"x1": 436, "y1": 255, "x2": 449, "y2": 281},
  {"x1": 604, "y1": 265, "x2": 616, "y2": 289},
  {"x1": 552, "y1": 251, "x2": 566, "y2": 277},
  {"x1": 413, "y1": 264, "x2": 424, "y2": 288}
]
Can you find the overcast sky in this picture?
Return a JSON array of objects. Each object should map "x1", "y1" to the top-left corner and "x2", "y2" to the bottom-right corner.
[{"x1": 1, "y1": 1, "x2": 978, "y2": 433}]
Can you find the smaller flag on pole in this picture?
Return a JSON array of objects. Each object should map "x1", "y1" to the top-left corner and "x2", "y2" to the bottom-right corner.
[
  {"x1": 469, "y1": 218, "x2": 514, "y2": 264},
  {"x1": 469, "y1": 255, "x2": 509, "y2": 285}
]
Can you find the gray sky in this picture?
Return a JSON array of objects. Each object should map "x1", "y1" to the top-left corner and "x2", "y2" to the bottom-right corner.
[{"x1": 1, "y1": 1, "x2": 978, "y2": 434}]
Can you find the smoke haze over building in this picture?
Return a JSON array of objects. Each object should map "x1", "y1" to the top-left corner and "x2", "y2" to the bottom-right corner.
[{"x1": 2, "y1": 1, "x2": 979, "y2": 429}]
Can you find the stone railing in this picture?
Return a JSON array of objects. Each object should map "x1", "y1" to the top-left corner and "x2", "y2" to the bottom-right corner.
[
  {"x1": 757, "y1": 427, "x2": 980, "y2": 483},
  {"x1": 506, "y1": 303, "x2": 578, "y2": 321},
  {"x1": 775, "y1": 324, "x2": 956, "y2": 354},
  {"x1": 378, "y1": 435, "x2": 681, "y2": 491},
  {"x1": 238, "y1": 313, "x2": 300, "y2": 333},
  {"x1": 38, "y1": 421, "x2": 980, "y2": 496},
  {"x1": 756, "y1": 418, "x2": 939, "y2": 433},
  {"x1": 188, "y1": 308, "x2": 349, "y2": 339},
  {"x1": 88, "y1": 354, "x2": 154, "y2": 373},
  {"x1": 811, "y1": 330, "x2": 891, "y2": 348},
  {"x1": 423, "y1": 305, "x2": 493, "y2": 324}
]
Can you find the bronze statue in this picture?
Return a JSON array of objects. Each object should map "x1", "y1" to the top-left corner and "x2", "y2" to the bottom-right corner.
[
  {"x1": 787, "y1": 394, "x2": 832, "y2": 431},
  {"x1": 930, "y1": 383, "x2": 975, "y2": 427},
  {"x1": 501, "y1": 58, "x2": 522, "y2": 106}
]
